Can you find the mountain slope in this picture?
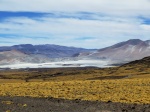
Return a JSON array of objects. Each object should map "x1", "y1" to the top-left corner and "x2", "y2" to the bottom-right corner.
[
  {"x1": 77, "y1": 39, "x2": 150, "y2": 62},
  {"x1": 122, "y1": 56, "x2": 150, "y2": 67}
]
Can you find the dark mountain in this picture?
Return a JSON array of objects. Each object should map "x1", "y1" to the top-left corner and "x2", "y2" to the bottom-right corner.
[
  {"x1": 0, "y1": 44, "x2": 94, "y2": 58},
  {"x1": 76, "y1": 39, "x2": 150, "y2": 62},
  {"x1": 122, "y1": 56, "x2": 150, "y2": 67}
]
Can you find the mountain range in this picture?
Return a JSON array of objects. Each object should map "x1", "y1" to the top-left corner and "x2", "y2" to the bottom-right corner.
[
  {"x1": 0, "y1": 39, "x2": 150, "y2": 65},
  {"x1": 0, "y1": 44, "x2": 93, "y2": 58},
  {"x1": 0, "y1": 44, "x2": 93, "y2": 65}
]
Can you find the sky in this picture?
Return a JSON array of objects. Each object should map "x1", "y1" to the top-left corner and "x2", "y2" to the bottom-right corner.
[{"x1": 0, "y1": 0, "x2": 150, "y2": 48}]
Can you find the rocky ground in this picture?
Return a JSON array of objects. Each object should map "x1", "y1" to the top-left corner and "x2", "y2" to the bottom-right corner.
[{"x1": 0, "y1": 96, "x2": 149, "y2": 112}]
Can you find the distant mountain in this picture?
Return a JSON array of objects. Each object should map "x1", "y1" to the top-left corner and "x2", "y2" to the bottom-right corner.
[
  {"x1": 76, "y1": 39, "x2": 150, "y2": 62},
  {"x1": 0, "y1": 44, "x2": 94, "y2": 58},
  {"x1": 0, "y1": 44, "x2": 95, "y2": 65},
  {"x1": 0, "y1": 39, "x2": 150, "y2": 65},
  {"x1": 0, "y1": 50, "x2": 51, "y2": 65}
]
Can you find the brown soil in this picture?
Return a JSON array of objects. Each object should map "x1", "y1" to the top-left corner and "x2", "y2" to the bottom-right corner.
[
  {"x1": 0, "y1": 96, "x2": 149, "y2": 112},
  {"x1": 88, "y1": 75, "x2": 128, "y2": 80}
]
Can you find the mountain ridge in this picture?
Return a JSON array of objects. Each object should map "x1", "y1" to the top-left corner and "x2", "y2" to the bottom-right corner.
[{"x1": 0, "y1": 44, "x2": 94, "y2": 58}]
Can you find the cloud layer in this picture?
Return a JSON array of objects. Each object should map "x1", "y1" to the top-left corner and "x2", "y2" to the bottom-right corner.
[{"x1": 0, "y1": 0, "x2": 150, "y2": 48}]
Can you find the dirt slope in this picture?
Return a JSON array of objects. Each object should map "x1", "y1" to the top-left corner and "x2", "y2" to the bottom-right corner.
[{"x1": 0, "y1": 97, "x2": 150, "y2": 112}]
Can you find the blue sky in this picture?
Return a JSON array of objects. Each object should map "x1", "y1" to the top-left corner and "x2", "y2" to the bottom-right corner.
[{"x1": 0, "y1": 0, "x2": 150, "y2": 48}]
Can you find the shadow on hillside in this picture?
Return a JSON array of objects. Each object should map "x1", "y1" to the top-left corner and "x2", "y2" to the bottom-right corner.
[{"x1": 88, "y1": 75, "x2": 128, "y2": 80}]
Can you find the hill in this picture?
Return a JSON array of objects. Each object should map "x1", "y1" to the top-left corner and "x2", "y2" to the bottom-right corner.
[{"x1": 122, "y1": 56, "x2": 150, "y2": 67}]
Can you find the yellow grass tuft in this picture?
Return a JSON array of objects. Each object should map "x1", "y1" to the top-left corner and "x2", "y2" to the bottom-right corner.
[{"x1": 0, "y1": 78, "x2": 150, "y2": 104}]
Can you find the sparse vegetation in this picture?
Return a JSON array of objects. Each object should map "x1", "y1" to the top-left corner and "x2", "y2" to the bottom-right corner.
[
  {"x1": 0, "y1": 57, "x2": 150, "y2": 104},
  {"x1": 0, "y1": 79, "x2": 149, "y2": 104}
]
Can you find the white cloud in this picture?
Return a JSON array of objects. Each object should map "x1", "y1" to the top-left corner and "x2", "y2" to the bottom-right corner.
[
  {"x1": 0, "y1": 0, "x2": 150, "y2": 48},
  {"x1": 0, "y1": 14, "x2": 150, "y2": 48},
  {"x1": 0, "y1": 0, "x2": 150, "y2": 16}
]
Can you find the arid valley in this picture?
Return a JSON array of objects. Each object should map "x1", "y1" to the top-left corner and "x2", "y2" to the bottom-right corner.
[{"x1": 0, "y1": 56, "x2": 150, "y2": 112}]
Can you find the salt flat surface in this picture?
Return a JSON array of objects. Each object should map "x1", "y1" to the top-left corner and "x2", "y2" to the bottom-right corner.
[{"x1": 0, "y1": 60, "x2": 112, "y2": 69}]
